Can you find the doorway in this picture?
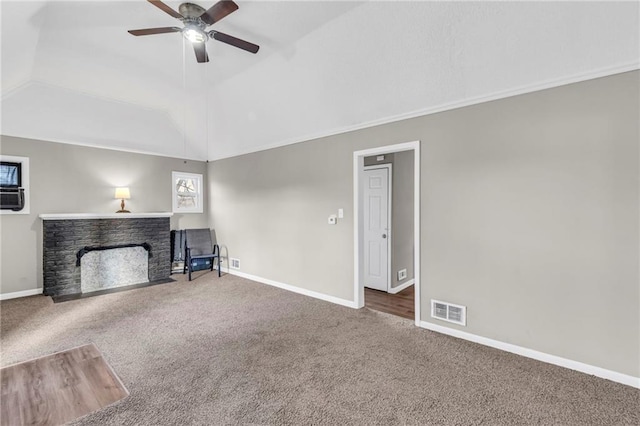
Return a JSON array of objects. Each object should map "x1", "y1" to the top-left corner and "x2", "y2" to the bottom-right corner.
[{"x1": 353, "y1": 141, "x2": 420, "y2": 325}]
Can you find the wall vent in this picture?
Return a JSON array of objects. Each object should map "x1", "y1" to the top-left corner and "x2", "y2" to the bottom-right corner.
[
  {"x1": 230, "y1": 258, "x2": 240, "y2": 269},
  {"x1": 431, "y1": 299, "x2": 466, "y2": 326}
]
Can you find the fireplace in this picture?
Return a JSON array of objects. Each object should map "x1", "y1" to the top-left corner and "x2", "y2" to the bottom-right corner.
[{"x1": 40, "y1": 213, "x2": 172, "y2": 298}]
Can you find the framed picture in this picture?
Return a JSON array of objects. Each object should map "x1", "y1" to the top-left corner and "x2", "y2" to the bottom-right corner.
[{"x1": 172, "y1": 171, "x2": 203, "y2": 213}]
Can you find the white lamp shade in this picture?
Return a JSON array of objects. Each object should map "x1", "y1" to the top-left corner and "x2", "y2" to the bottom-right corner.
[{"x1": 114, "y1": 187, "x2": 131, "y2": 199}]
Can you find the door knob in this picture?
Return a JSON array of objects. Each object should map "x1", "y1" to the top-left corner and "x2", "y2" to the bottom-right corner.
[{"x1": 382, "y1": 234, "x2": 387, "y2": 239}]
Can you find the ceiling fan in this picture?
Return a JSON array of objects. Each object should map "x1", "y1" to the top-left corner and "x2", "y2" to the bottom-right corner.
[{"x1": 128, "y1": 0, "x2": 259, "y2": 63}]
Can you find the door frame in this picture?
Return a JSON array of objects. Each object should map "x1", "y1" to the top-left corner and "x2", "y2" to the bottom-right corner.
[
  {"x1": 353, "y1": 141, "x2": 421, "y2": 325},
  {"x1": 363, "y1": 164, "x2": 392, "y2": 292}
]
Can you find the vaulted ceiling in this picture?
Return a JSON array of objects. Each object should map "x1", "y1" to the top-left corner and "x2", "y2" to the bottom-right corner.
[{"x1": 1, "y1": 1, "x2": 638, "y2": 161}]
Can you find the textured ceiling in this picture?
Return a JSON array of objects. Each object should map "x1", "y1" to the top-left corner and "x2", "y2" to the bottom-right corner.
[{"x1": 1, "y1": 1, "x2": 638, "y2": 161}]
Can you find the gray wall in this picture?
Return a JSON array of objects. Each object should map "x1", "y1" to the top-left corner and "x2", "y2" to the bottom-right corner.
[
  {"x1": 364, "y1": 151, "x2": 415, "y2": 288},
  {"x1": 209, "y1": 71, "x2": 639, "y2": 377},
  {"x1": 0, "y1": 136, "x2": 208, "y2": 294}
]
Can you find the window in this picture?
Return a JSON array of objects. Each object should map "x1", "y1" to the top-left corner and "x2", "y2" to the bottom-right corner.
[
  {"x1": 0, "y1": 155, "x2": 29, "y2": 215},
  {"x1": 0, "y1": 162, "x2": 22, "y2": 187},
  {"x1": 172, "y1": 171, "x2": 203, "y2": 213}
]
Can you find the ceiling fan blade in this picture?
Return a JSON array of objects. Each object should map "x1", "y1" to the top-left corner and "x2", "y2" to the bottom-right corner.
[
  {"x1": 212, "y1": 31, "x2": 259, "y2": 54},
  {"x1": 200, "y1": 0, "x2": 238, "y2": 26},
  {"x1": 128, "y1": 27, "x2": 181, "y2": 36},
  {"x1": 193, "y1": 43, "x2": 209, "y2": 63},
  {"x1": 147, "y1": 0, "x2": 183, "y2": 19}
]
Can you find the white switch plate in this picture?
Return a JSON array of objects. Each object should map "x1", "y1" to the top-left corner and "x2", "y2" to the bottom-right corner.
[
  {"x1": 328, "y1": 215, "x2": 337, "y2": 225},
  {"x1": 338, "y1": 208, "x2": 344, "y2": 218}
]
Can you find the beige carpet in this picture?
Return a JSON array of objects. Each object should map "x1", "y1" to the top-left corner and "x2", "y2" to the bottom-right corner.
[{"x1": 1, "y1": 273, "x2": 638, "y2": 425}]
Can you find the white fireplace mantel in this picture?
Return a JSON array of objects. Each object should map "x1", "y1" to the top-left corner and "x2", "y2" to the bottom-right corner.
[{"x1": 39, "y1": 212, "x2": 173, "y2": 220}]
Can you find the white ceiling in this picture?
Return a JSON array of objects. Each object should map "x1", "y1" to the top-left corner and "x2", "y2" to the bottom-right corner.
[{"x1": 1, "y1": 1, "x2": 638, "y2": 161}]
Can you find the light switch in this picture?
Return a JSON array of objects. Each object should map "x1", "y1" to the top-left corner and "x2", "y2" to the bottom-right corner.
[
  {"x1": 328, "y1": 215, "x2": 337, "y2": 225},
  {"x1": 338, "y1": 208, "x2": 344, "y2": 218}
]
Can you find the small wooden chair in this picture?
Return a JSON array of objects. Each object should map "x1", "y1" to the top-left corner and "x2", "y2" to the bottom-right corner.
[{"x1": 183, "y1": 229, "x2": 220, "y2": 281}]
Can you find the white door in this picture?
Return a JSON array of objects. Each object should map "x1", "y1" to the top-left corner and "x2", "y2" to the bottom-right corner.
[{"x1": 364, "y1": 167, "x2": 389, "y2": 291}]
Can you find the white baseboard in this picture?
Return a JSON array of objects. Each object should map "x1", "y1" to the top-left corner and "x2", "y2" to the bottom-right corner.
[
  {"x1": 226, "y1": 270, "x2": 358, "y2": 309},
  {"x1": 389, "y1": 279, "x2": 414, "y2": 294},
  {"x1": 0, "y1": 288, "x2": 42, "y2": 301},
  {"x1": 420, "y1": 320, "x2": 639, "y2": 389}
]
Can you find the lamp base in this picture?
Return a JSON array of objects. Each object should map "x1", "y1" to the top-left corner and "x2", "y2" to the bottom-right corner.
[{"x1": 116, "y1": 198, "x2": 130, "y2": 213}]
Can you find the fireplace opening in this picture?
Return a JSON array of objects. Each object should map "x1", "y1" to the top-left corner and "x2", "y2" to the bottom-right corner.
[{"x1": 77, "y1": 244, "x2": 151, "y2": 293}]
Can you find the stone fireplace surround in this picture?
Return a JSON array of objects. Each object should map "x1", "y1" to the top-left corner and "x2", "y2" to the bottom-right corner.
[{"x1": 40, "y1": 213, "x2": 172, "y2": 297}]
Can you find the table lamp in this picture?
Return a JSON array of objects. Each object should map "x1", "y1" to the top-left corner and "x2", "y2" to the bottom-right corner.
[{"x1": 115, "y1": 187, "x2": 131, "y2": 213}]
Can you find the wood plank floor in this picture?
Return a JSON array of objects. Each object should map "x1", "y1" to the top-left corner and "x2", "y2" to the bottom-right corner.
[
  {"x1": 1, "y1": 343, "x2": 128, "y2": 426},
  {"x1": 365, "y1": 285, "x2": 415, "y2": 319}
]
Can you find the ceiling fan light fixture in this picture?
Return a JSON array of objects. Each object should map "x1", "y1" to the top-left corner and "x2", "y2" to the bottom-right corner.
[
  {"x1": 183, "y1": 27, "x2": 207, "y2": 43},
  {"x1": 128, "y1": 1, "x2": 260, "y2": 61}
]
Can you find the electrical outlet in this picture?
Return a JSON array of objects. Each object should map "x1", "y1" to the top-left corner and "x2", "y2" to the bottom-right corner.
[
  {"x1": 397, "y1": 269, "x2": 407, "y2": 281},
  {"x1": 230, "y1": 258, "x2": 240, "y2": 269}
]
